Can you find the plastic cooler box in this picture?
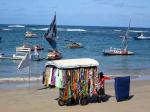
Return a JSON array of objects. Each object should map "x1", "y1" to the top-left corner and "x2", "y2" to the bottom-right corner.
[{"x1": 114, "y1": 76, "x2": 130, "y2": 102}]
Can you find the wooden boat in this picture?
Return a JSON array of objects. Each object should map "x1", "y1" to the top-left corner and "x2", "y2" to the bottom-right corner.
[
  {"x1": 65, "y1": 39, "x2": 83, "y2": 48},
  {"x1": 12, "y1": 52, "x2": 26, "y2": 60},
  {"x1": 16, "y1": 44, "x2": 44, "y2": 52},
  {"x1": 67, "y1": 42, "x2": 83, "y2": 48},
  {"x1": 44, "y1": 13, "x2": 62, "y2": 60},
  {"x1": 25, "y1": 31, "x2": 38, "y2": 38},
  {"x1": 103, "y1": 47, "x2": 134, "y2": 55},
  {"x1": 134, "y1": 33, "x2": 150, "y2": 40},
  {"x1": 16, "y1": 46, "x2": 31, "y2": 52},
  {"x1": 33, "y1": 45, "x2": 44, "y2": 51},
  {"x1": 103, "y1": 19, "x2": 134, "y2": 56},
  {"x1": 47, "y1": 51, "x2": 62, "y2": 60},
  {"x1": 16, "y1": 44, "x2": 32, "y2": 52}
]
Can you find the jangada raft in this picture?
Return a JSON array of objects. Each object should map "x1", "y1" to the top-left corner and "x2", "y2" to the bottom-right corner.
[
  {"x1": 42, "y1": 58, "x2": 100, "y2": 106},
  {"x1": 103, "y1": 19, "x2": 134, "y2": 55},
  {"x1": 68, "y1": 42, "x2": 83, "y2": 48},
  {"x1": 103, "y1": 47, "x2": 134, "y2": 55},
  {"x1": 44, "y1": 13, "x2": 62, "y2": 60}
]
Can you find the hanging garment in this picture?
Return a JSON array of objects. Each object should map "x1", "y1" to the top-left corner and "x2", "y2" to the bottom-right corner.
[
  {"x1": 44, "y1": 67, "x2": 51, "y2": 87},
  {"x1": 55, "y1": 69, "x2": 59, "y2": 88},
  {"x1": 50, "y1": 68, "x2": 56, "y2": 86},
  {"x1": 48, "y1": 67, "x2": 53, "y2": 85}
]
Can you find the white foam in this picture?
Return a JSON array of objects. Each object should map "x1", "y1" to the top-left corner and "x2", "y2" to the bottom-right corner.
[
  {"x1": 0, "y1": 76, "x2": 42, "y2": 83},
  {"x1": 113, "y1": 29, "x2": 122, "y2": 32},
  {"x1": 31, "y1": 28, "x2": 48, "y2": 31},
  {"x1": 2, "y1": 28, "x2": 13, "y2": 31},
  {"x1": 66, "y1": 28, "x2": 87, "y2": 32},
  {"x1": 8, "y1": 25, "x2": 25, "y2": 28},
  {"x1": 130, "y1": 30, "x2": 148, "y2": 33}
]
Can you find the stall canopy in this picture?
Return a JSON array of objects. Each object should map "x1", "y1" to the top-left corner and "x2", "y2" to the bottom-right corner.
[{"x1": 45, "y1": 58, "x2": 99, "y2": 69}]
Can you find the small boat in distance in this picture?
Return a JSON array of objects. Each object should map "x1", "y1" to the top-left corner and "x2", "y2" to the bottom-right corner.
[
  {"x1": 65, "y1": 39, "x2": 83, "y2": 48},
  {"x1": 16, "y1": 44, "x2": 32, "y2": 52},
  {"x1": 25, "y1": 31, "x2": 38, "y2": 38},
  {"x1": 12, "y1": 52, "x2": 26, "y2": 60},
  {"x1": 103, "y1": 19, "x2": 134, "y2": 56},
  {"x1": 68, "y1": 42, "x2": 83, "y2": 48},
  {"x1": 16, "y1": 44, "x2": 44, "y2": 52},
  {"x1": 47, "y1": 50, "x2": 62, "y2": 60},
  {"x1": 134, "y1": 32, "x2": 150, "y2": 40},
  {"x1": 0, "y1": 53, "x2": 4, "y2": 58},
  {"x1": 44, "y1": 13, "x2": 62, "y2": 60},
  {"x1": 103, "y1": 47, "x2": 134, "y2": 55}
]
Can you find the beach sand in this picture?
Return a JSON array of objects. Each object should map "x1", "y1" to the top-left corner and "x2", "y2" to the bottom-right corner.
[{"x1": 0, "y1": 80, "x2": 150, "y2": 112}]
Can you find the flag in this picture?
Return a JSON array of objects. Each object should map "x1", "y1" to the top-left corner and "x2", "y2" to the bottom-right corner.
[{"x1": 17, "y1": 53, "x2": 30, "y2": 70}]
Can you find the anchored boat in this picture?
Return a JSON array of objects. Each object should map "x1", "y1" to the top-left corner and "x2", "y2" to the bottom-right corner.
[
  {"x1": 103, "y1": 19, "x2": 134, "y2": 56},
  {"x1": 44, "y1": 13, "x2": 62, "y2": 60},
  {"x1": 134, "y1": 32, "x2": 150, "y2": 40}
]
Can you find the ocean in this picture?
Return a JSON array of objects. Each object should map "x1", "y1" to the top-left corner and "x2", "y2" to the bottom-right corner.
[{"x1": 0, "y1": 24, "x2": 150, "y2": 88}]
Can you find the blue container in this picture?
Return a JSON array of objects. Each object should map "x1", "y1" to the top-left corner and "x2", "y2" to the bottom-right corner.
[{"x1": 114, "y1": 76, "x2": 130, "y2": 102}]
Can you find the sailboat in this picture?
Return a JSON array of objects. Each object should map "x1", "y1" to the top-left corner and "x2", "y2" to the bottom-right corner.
[
  {"x1": 103, "y1": 19, "x2": 134, "y2": 55},
  {"x1": 44, "y1": 13, "x2": 62, "y2": 60}
]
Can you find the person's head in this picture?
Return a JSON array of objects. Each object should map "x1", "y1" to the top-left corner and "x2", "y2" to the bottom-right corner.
[{"x1": 99, "y1": 72, "x2": 104, "y2": 79}]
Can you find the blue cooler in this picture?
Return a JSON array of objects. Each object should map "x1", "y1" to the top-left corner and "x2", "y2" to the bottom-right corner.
[{"x1": 114, "y1": 76, "x2": 130, "y2": 102}]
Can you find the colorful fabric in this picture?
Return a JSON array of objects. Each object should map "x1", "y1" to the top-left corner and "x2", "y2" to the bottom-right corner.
[{"x1": 43, "y1": 66, "x2": 100, "y2": 100}]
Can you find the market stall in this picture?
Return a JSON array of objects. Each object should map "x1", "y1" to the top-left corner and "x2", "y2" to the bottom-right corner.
[{"x1": 43, "y1": 58, "x2": 99, "y2": 106}]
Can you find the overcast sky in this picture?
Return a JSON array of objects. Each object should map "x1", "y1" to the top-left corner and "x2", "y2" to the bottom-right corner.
[{"x1": 0, "y1": 0, "x2": 150, "y2": 27}]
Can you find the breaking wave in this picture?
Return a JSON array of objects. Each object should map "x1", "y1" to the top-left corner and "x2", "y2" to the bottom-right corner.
[
  {"x1": 0, "y1": 76, "x2": 42, "y2": 83},
  {"x1": 66, "y1": 28, "x2": 87, "y2": 32},
  {"x1": 113, "y1": 29, "x2": 122, "y2": 32},
  {"x1": 30, "y1": 27, "x2": 87, "y2": 32},
  {"x1": 58, "y1": 28, "x2": 87, "y2": 32},
  {"x1": 8, "y1": 25, "x2": 25, "y2": 28},
  {"x1": 130, "y1": 30, "x2": 148, "y2": 33},
  {"x1": 2, "y1": 28, "x2": 13, "y2": 31},
  {"x1": 30, "y1": 28, "x2": 48, "y2": 31}
]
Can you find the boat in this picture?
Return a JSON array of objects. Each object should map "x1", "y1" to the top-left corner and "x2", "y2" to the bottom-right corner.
[
  {"x1": 103, "y1": 47, "x2": 134, "y2": 55},
  {"x1": 65, "y1": 40, "x2": 83, "y2": 48},
  {"x1": 103, "y1": 19, "x2": 134, "y2": 56},
  {"x1": 47, "y1": 50, "x2": 62, "y2": 60},
  {"x1": 0, "y1": 53, "x2": 4, "y2": 58},
  {"x1": 68, "y1": 42, "x2": 83, "y2": 48},
  {"x1": 134, "y1": 32, "x2": 150, "y2": 40},
  {"x1": 33, "y1": 45, "x2": 44, "y2": 51},
  {"x1": 16, "y1": 44, "x2": 32, "y2": 52},
  {"x1": 44, "y1": 13, "x2": 62, "y2": 60},
  {"x1": 16, "y1": 44, "x2": 44, "y2": 52},
  {"x1": 25, "y1": 31, "x2": 38, "y2": 38},
  {"x1": 12, "y1": 52, "x2": 26, "y2": 60}
]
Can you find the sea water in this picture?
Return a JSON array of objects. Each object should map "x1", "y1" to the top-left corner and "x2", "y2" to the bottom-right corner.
[{"x1": 0, "y1": 24, "x2": 150, "y2": 88}]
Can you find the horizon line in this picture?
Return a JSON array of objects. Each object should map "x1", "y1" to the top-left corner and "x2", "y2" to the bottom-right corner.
[{"x1": 0, "y1": 23, "x2": 149, "y2": 29}]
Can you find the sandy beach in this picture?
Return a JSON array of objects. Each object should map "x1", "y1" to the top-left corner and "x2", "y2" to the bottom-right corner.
[{"x1": 0, "y1": 80, "x2": 150, "y2": 112}]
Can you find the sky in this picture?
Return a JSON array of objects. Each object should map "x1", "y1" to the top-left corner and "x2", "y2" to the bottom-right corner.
[{"x1": 0, "y1": 0, "x2": 150, "y2": 28}]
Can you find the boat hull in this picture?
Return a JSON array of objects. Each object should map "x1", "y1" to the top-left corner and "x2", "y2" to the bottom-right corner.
[
  {"x1": 134, "y1": 37, "x2": 150, "y2": 40},
  {"x1": 103, "y1": 50, "x2": 134, "y2": 56},
  {"x1": 68, "y1": 43, "x2": 83, "y2": 49},
  {"x1": 47, "y1": 52, "x2": 62, "y2": 60}
]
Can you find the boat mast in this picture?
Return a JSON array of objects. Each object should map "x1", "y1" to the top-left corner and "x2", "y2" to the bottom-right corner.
[{"x1": 122, "y1": 19, "x2": 131, "y2": 51}]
